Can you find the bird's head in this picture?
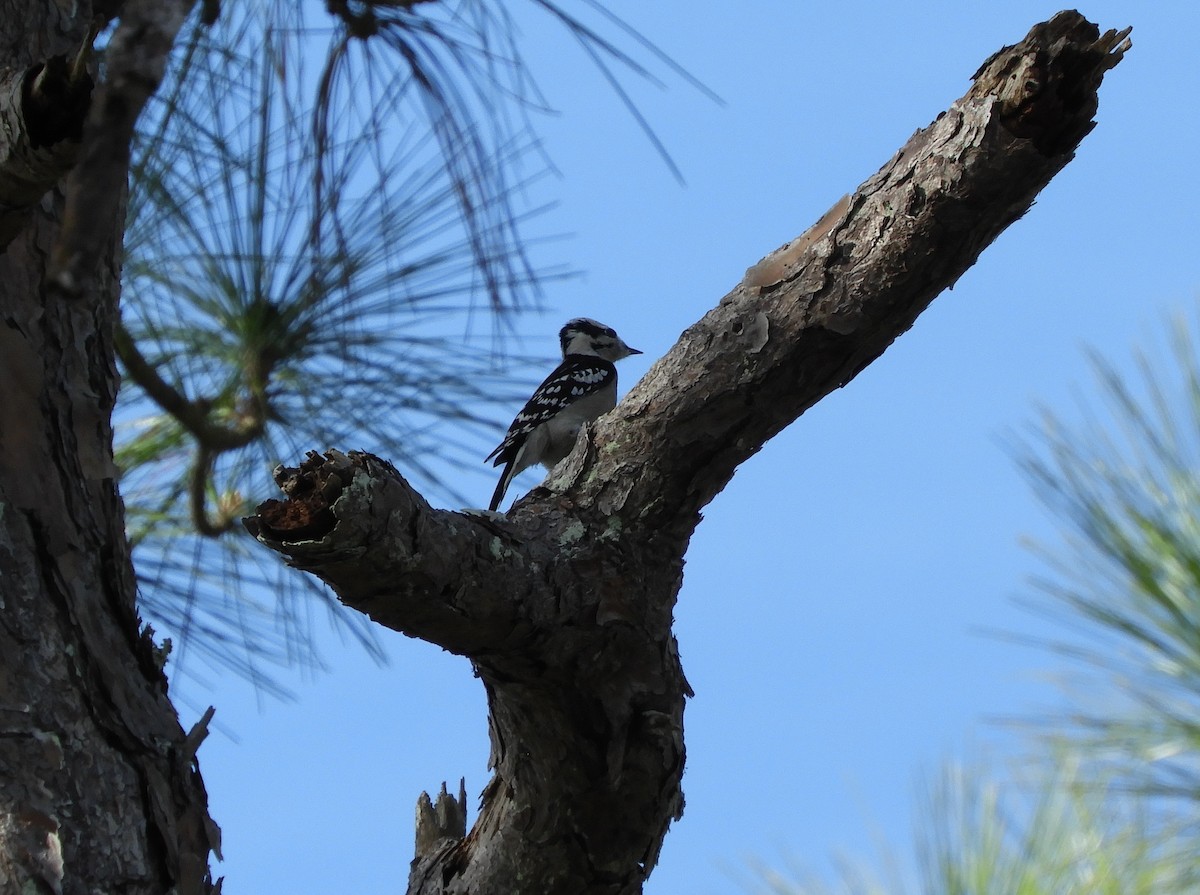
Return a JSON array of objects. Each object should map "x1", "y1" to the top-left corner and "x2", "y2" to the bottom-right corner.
[{"x1": 559, "y1": 317, "x2": 642, "y2": 362}]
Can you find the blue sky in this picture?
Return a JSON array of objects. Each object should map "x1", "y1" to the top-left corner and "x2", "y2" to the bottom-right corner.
[{"x1": 187, "y1": 2, "x2": 1199, "y2": 892}]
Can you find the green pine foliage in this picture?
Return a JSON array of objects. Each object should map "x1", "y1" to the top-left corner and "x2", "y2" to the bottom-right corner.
[{"x1": 113, "y1": 1, "x2": 705, "y2": 694}]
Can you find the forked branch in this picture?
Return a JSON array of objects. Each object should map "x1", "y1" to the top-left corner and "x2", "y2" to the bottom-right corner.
[{"x1": 246, "y1": 12, "x2": 1129, "y2": 895}]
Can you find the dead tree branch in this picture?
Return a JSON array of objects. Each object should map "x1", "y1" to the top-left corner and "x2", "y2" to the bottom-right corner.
[{"x1": 246, "y1": 12, "x2": 1129, "y2": 895}]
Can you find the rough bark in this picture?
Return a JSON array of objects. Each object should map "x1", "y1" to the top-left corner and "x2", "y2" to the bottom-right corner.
[
  {"x1": 244, "y1": 12, "x2": 1129, "y2": 895},
  {"x1": 0, "y1": 39, "x2": 91, "y2": 248},
  {"x1": 0, "y1": 3, "x2": 217, "y2": 894}
]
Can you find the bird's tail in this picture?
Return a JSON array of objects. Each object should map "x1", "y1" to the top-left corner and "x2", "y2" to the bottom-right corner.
[{"x1": 488, "y1": 461, "x2": 517, "y2": 512}]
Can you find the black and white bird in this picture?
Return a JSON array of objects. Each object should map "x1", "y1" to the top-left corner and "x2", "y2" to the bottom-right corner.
[{"x1": 486, "y1": 318, "x2": 641, "y2": 512}]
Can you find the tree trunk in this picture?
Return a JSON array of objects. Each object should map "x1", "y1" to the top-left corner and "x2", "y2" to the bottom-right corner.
[
  {"x1": 246, "y1": 12, "x2": 1129, "y2": 895},
  {"x1": 0, "y1": 3, "x2": 216, "y2": 894}
]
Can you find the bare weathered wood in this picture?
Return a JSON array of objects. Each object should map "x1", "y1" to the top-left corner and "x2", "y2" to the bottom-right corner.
[
  {"x1": 245, "y1": 13, "x2": 1130, "y2": 895},
  {"x1": 414, "y1": 780, "x2": 468, "y2": 862}
]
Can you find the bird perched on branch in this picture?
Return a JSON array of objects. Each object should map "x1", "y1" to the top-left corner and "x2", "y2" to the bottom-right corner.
[{"x1": 486, "y1": 318, "x2": 641, "y2": 512}]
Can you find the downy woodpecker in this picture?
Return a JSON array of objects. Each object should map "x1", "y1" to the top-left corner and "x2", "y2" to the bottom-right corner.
[{"x1": 486, "y1": 318, "x2": 641, "y2": 512}]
